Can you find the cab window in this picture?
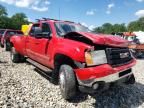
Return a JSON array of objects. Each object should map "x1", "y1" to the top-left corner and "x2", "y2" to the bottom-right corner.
[
  {"x1": 29, "y1": 24, "x2": 40, "y2": 36},
  {"x1": 41, "y1": 23, "x2": 52, "y2": 37}
]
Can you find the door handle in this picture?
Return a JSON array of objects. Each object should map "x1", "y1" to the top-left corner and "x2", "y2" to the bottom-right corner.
[{"x1": 35, "y1": 42, "x2": 40, "y2": 44}]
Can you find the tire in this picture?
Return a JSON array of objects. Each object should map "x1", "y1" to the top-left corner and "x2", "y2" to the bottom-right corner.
[
  {"x1": 51, "y1": 69, "x2": 59, "y2": 85},
  {"x1": 0, "y1": 43, "x2": 4, "y2": 48},
  {"x1": 10, "y1": 47, "x2": 23, "y2": 63},
  {"x1": 125, "y1": 74, "x2": 135, "y2": 84},
  {"x1": 59, "y1": 64, "x2": 77, "y2": 100},
  {"x1": 5, "y1": 41, "x2": 11, "y2": 51}
]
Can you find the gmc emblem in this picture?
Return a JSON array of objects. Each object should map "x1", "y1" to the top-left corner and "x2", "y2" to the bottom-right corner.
[{"x1": 120, "y1": 52, "x2": 129, "y2": 58}]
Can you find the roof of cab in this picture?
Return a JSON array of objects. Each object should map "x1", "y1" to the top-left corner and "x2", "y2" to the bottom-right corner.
[{"x1": 35, "y1": 18, "x2": 75, "y2": 24}]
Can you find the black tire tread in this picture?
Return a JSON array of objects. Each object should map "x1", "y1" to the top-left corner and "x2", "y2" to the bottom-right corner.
[
  {"x1": 59, "y1": 64, "x2": 77, "y2": 100},
  {"x1": 5, "y1": 42, "x2": 11, "y2": 51},
  {"x1": 11, "y1": 47, "x2": 24, "y2": 63}
]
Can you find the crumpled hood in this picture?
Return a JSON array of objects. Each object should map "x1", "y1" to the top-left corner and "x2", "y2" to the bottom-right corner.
[{"x1": 69, "y1": 32, "x2": 129, "y2": 47}]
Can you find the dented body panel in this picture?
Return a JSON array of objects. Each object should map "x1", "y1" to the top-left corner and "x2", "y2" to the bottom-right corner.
[{"x1": 64, "y1": 32, "x2": 129, "y2": 47}]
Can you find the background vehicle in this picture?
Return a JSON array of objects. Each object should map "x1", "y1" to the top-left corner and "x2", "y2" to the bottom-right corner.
[
  {"x1": 10, "y1": 18, "x2": 136, "y2": 100},
  {"x1": 1, "y1": 29, "x2": 23, "y2": 51},
  {"x1": 0, "y1": 29, "x2": 5, "y2": 44},
  {"x1": 123, "y1": 32, "x2": 144, "y2": 58},
  {"x1": 133, "y1": 31, "x2": 144, "y2": 44},
  {"x1": 112, "y1": 32, "x2": 144, "y2": 58}
]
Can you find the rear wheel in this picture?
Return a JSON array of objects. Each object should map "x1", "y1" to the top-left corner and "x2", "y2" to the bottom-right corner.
[
  {"x1": 5, "y1": 41, "x2": 11, "y2": 51},
  {"x1": 59, "y1": 64, "x2": 77, "y2": 100},
  {"x1": 10, "y1": 47, "x2": 25, "y2": 63},
  {"x1": 0, "y1": 43, "x2": 4, "y2": 48}
]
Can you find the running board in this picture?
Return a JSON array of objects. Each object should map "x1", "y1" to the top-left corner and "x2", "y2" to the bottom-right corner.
[{"x1": 26, "y1": 58, "x2": 52, "y2": 73}]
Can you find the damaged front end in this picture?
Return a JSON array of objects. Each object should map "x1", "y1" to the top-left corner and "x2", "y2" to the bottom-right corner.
[
  {"x1": 64, "y1": 32, "x2": 133, "y2": 67},
  {"x1": 64, "y1": 32, "x2": 136, "y2": 93},
  {"x1": 64, "y1": 32, "x2": 129, "y2": 48}
]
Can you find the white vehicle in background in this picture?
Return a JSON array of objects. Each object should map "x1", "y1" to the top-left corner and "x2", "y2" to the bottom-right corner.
[
  {"x1": 128, "y1": 31, "x2": 144, "y2": 58},
  {"x1": 133, "y1": 31, "x2": 144, "y2": 44}
]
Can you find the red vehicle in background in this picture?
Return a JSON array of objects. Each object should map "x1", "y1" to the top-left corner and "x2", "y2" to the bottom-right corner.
[
  {"x1": 123, "y1": 32, "x2": 144, "y2": 58},
  {"x1": 0, "y1": 29, "x2": 5, "y2": 43},
  {"x1": 0, "y1": 29, "x2": 23, "y2": 51},
  {"x1": 10, "y1": 18, "x2": 136, "y2": 100}
]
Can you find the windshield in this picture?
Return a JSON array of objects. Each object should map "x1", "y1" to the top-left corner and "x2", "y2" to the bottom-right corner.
[
  {"x1": 0, "y1": 30, "x2": 5, "y2": 35},
  {"x1": 55, "y1": 22, "x2": 91, "y2": 36}
]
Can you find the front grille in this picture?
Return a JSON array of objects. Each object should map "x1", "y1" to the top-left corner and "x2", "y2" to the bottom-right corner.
[{"x1": 106, "y1": 48, "x2": 133, "y2": 67}]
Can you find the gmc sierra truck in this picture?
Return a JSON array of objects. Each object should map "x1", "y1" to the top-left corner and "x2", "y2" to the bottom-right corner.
[{"x1": 10, "y1": 18, "x2": 136, "y2": 100}]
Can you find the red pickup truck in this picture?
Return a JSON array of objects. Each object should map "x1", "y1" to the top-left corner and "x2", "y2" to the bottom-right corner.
[
  {"x1": 0, "y1": 29, "x2": 5, "y2": 44},
  {"x1": 0, "y1": 29, "x2": 23, "y2": 51},
  {"x1": 10, "y1": 18, "x2": 136, "y2": 100}
]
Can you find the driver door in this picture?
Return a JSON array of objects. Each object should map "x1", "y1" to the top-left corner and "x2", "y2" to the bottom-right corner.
[
  {"x1": 34, "y1": 23, "x2": 52, "y2": 66},
  {"x1": 26, "y1": 23, "x2": 40, "y2": 60}
]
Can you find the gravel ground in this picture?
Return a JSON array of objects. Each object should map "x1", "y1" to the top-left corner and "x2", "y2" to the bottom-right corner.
[{"x1": 0, "y1": 48, "x2": 144, "y2": 108}]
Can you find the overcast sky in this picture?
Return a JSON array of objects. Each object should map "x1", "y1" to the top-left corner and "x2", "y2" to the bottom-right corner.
[{"x1": 0, "y1": 0, "x2": 144, "y2": 29}]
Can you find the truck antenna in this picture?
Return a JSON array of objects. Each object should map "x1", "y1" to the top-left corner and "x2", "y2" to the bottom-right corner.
[{"x1": 59, "y1": 7, "x2": 61, "y2": 21}]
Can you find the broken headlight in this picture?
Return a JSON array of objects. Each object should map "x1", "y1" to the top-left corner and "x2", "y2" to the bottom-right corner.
[{"x1": 85, "y1": 50, "x2": 107, "y2": 66}]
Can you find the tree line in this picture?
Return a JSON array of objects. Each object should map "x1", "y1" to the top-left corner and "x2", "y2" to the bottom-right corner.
[
  {"x1": 0, "y1": 5, "x2": 29, "y2": 30},
  {"x1": 93, "y1": 17, "x2": 144, "y2": 34},
  {"x1": 0, "y1": 4, "x2": 144, "y2": 33}
]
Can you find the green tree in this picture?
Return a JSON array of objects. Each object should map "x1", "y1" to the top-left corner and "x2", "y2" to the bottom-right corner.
[
  {"x1": 113, "y1": 23, "x2": 127, "y2": 33},
  {"x1": 102, "y1": 23, "x2": 113, "y2": 34},
  {"x1": 11, "y1": 13, "x2": 29, "y2": 30},
  {"x1": 0, "y1": 4, "x2": 7, "y2": 16},
  {"x1": 93, "y1": 27, "x2": 104, "y2": 33},
  {"x1": 94, "y1": 23, "x2": 127, "y2": 34},
  {"x1": 127, "y1": 21, "x2": 139, "y2": 31},
  {"x1": 128, "y1": 17, "x2": 144, "y2": 31},
  {"x1": 137, "y1": 17, "x2": 144, "y2": 31},
  {"x1": 0, "y1": 16, "x2": 12, "y2": 29},
  {"x1": 0, "y1": 4, "x2": 10, "y2": 29}
]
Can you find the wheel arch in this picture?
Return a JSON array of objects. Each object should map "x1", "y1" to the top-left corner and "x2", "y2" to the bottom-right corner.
[
  {"x1": 54, "y1": 53, "x2": 77, "y2": 69},
  {"x1": 52, "y1": 53, "x2": 79, "y2": 84}
]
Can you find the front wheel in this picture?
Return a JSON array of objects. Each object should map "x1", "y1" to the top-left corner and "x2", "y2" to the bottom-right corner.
[
  {"x1": 59, "y1": 65, "x2": 77, "y2": 100},
  {"x1": 125, "y1": 74, "x2": 135, "y2": 84}
]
